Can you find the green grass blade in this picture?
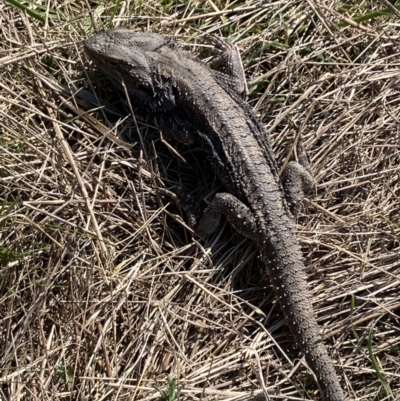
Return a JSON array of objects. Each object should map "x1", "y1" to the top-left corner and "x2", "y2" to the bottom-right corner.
[
  {"x1": 4, "y1": 0, "x2": 45, "y2": 23},
  {"x1": 368, "y1": 316, "x2": 392, "y2": 399}
]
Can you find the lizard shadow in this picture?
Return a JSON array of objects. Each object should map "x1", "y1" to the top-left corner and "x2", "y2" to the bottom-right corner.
[
  {"x1": 130, "y1": 113, "x2": 299, "y2": 358},
  {"x1": 82, "y1": 88, "x2": 311, "y2": 384}
]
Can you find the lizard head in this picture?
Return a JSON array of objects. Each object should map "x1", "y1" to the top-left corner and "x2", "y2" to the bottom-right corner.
[{"x1": 84, "y1": 29, "x2": 177, "y2": 111}]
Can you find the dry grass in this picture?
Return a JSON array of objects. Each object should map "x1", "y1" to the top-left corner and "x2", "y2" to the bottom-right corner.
[{"x1": 1, "y1": 1, "x2": 400, "y2": 400}]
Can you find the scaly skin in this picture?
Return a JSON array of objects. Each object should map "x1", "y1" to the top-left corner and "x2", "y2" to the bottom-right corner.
[{"x1": 84, "y1": 29, "x2": 345, "y2": 400}]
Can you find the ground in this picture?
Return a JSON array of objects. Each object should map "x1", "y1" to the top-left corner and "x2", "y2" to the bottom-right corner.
[{"x1": 1, "y1": 1, "x2": 400, "y2": 400}]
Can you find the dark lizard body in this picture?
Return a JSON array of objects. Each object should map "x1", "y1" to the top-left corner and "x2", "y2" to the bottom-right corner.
[{"x1": 84, "y1": 29, "x2": 345, "y2": 401}]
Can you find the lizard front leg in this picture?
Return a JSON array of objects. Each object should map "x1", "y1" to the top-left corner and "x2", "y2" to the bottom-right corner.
[
  {"x1": 159, "y1": 112, "x2": 198, "y2": 145},
  {"x1": 209, "y1": 37, "x2": 248, "y2": 97}
]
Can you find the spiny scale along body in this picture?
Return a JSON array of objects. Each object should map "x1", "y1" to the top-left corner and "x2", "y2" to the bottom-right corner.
[{"x1": 84, "y1": 29, "x2": 345, "y2": 401}]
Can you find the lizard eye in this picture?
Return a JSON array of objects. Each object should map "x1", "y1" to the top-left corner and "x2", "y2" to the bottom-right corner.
[{"x1": 107, "y1": 59, "x2": 119, "y2": 67}]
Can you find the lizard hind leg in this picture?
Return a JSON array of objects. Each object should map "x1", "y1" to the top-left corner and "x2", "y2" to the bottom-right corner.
[
  {"x1": 282, "y1": 138, "x2": 315, "y2": 221},
  {"x1": 196, "y1": 193, "x2": 258, "y2": 240}
]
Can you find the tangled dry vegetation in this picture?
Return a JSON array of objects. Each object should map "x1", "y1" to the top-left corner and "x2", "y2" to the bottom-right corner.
[{"x1": 1, "y1": 1, "x2": 400, "y2": 400}]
